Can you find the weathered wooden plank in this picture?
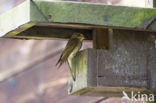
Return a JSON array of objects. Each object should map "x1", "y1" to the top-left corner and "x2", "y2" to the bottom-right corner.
[
  {"x1": 34, "y1": 1, "x2": 156, "y2": 28},
  {"x1": 6, "y1": 22, "x2": 156, "y2": 41},
  {"x1": 69, "y1": 30, "x2": 156, "y2": 99},
  {"x1": 0, "y1": 0, "x2": 47, "y2": 37},
  {"x1": 0, "y1": 0, "x2": 31, "y2": 37},
  {"x1": 1, "y1": 0, "x2": 156, "y2": 40}
]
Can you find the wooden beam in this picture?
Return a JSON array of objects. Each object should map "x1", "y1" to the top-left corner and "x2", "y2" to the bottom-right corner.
[
  {"x1": 93, "y1": 28, "x2": 110, "y2": 49},
  {"x1": 13, "y1": 25, "x2": 92, "y2": 40}
]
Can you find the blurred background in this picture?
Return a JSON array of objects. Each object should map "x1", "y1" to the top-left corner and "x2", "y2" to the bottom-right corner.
[{"x1": 0, "y1": 0, "x2": 148, "y2": 103}]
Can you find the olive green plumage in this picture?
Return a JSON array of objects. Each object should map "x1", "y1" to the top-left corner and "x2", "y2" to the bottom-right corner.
[{"x1": 56, "y1": 33, "x2": 85, "y2": 81}]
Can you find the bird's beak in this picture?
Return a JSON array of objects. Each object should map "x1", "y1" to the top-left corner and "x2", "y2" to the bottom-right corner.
[{"x1": 80, "y1": 34, "x2": 85, "y2": 40}]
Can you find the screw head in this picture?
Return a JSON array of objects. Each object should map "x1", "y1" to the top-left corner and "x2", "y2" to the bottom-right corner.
[
  {"x1": 104, "y1": 14, "x2": 109, "y2": 22},
  {"x1": 47, "y1": 15, "x2": 52, "y2": 20}
]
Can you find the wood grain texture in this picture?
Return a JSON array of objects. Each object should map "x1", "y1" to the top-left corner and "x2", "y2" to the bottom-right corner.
[
  {"x1": 2, "y1": 0, "x2": 156, "y2": 40},
  {"x1": 70, "y1": 29, "x2": 156, "y2": 98},
  {"x1": 34, "y1": 1, "x2": 156, "y2": 28}
]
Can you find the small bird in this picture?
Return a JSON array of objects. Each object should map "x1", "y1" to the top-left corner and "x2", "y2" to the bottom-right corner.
[{"x1": 56, "y1": 33, "x2": 85, "y2": 81}]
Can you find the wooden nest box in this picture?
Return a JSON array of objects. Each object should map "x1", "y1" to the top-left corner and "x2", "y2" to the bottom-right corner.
[{"x1": 0, "y1": 0, "x2": 156, "y2": 98}]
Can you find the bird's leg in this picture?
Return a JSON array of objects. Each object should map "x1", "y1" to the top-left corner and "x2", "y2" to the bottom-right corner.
[{"x1": 67, "y1": 57, "x2": 76, "y2": 81}]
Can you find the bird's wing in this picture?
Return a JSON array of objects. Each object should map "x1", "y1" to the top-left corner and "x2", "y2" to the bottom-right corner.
[
  {"x1": 61, "y1": 38, "x2": 80, "y2": 61},
  {"x1": 56, "y1": 38, "x2": 81, "y2": 69}
]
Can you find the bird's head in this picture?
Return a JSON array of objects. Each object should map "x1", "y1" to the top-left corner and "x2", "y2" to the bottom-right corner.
[{"x1": 71, "y1": 33, "x2": 85, "y2": 40}]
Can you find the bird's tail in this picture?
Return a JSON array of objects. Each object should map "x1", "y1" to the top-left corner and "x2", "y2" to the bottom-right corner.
[{"x1": 56, "y1": 58, "x2": 62, "y2": 69}]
